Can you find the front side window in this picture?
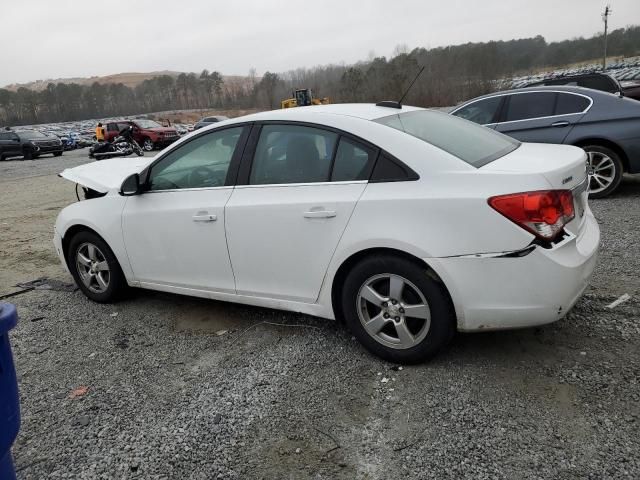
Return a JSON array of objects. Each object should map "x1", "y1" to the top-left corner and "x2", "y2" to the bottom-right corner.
[
  {"x1": 375, "y1": 110, "x2": 519, "y2": 168},
  {"x1": 504, "y1": 92, "x2": 556, "y2": 121},
  {"x1": 107, "y1": 123, "x2": 119, "y2": 132},
  {"x1": 250, "y1": 125, "x2": 338, "y2": 185},
  {"x1": 149, "y1": 127, "x2": 243, "y2": 190},
  {"x1": 452, "y1": 96, "x2": 503, "y2": 125}
]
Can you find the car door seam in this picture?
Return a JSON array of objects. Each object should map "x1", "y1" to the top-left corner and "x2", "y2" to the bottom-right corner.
[{"x1": 313, "y1": 183, "x2": 369, "y2": 304}]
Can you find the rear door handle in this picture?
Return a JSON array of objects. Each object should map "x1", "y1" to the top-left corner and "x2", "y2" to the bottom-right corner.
[
  {"x1": 193, "y1": 212, "x2": 217, "y2": 222},
  {"x1": 304, "y1": 210, "x2": 336, "y2": 219},
  {"x1": 551, "y1": 121, "x2": 570, "y2": 127}
]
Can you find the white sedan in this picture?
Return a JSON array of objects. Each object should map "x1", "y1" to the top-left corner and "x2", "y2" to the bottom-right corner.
[{"x1": 54, "y1": 104, "x2": 599, "y2": 363}]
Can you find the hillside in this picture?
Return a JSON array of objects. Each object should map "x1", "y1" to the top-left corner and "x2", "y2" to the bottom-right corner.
[{"x1": 3, "y1": 71, "x2": 249, "y2": 92}]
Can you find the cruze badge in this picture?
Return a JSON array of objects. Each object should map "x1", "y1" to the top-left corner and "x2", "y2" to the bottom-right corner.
[{"x1": 562, "y1": 175, "x2": 573, "y2": 185}]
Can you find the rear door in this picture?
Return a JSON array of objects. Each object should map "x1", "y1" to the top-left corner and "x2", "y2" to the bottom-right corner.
[
  {"x1": 105, "y1": 123, "x2": 120, "y2": 141},
  {"x1": 225, "y1": 123, "x2": 376, "y2": 303},
  {"x1": 0, "y1": 132, "x2": 22, "y2": 157},
  {"x1": 495, "y1": 91, "x2": 590, "y2": 143}
]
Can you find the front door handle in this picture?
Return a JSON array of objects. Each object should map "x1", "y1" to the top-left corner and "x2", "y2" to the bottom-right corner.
[
  {"x1": 304, "y1": 210, "x2": 336, "y2": 219},
  {"x1": 551, "y1": 121, "x2": 570, "y2": 127},
  {"x1": 193, "y1": 212, "x2": 217, "y2": 222}
]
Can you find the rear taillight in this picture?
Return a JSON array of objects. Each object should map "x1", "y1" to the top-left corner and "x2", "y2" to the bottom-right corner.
[{"x1": 488, "y1": 190, "x2": 575, "y2": 240}]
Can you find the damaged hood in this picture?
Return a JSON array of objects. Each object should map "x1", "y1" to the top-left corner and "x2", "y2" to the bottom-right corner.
[{"x1": 59, "y1": 157, "x2": 155, "y2": 193}]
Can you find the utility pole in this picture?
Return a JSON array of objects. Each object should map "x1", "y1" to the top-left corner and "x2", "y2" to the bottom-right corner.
[{"x1": 602, "y1": 4, "x2": 612, "y2": 71}]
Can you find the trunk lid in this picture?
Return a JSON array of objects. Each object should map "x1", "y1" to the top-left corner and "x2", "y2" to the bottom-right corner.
[
  {"x1": 483, "y1": 142, "x2": 589, "y2": 234},
  {"x1": 59, "y1": 156, "x2": 154, "y2": 193}
]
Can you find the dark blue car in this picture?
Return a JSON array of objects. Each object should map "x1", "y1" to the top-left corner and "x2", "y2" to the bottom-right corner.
[{"x1": 451, "y1": 86, "x2": 640, "y2": 197}]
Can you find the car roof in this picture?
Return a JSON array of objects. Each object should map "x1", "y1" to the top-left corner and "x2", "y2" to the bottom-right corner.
[
  {"x1": 455, "y1": 85, "x2": 612, "y2": 106},
  {"x1": 236, "y1": 103, "x2": 426, "y2": 122}
]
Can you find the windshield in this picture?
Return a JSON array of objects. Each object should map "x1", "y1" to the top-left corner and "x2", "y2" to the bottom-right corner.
[
  {"x1": 17, "y1": 130, "x2": 49, "y2": 140},
  {"x1": 374, "y1": 110, "x2": 519, "y2": 167},
  {"x1": 134, "y1": 120, "x2": 162, "y2": 129}
]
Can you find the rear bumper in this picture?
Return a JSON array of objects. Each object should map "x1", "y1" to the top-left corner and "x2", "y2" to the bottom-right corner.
[{"x1": 427, "y1": 209, "x2": 600, "y2": 331}]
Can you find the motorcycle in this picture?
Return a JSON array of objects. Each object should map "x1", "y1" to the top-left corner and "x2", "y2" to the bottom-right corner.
[{"x1": 89, "y1": 126, "x2": 144, "y2": 160}]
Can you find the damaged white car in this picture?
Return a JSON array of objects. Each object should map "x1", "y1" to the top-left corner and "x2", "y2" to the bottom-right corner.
[{"x1": 54, "y1": 104, "x2": 599, "y2": 363}]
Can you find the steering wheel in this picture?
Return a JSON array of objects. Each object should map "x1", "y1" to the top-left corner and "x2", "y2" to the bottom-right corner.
[{"x1": 188, "y1": 165, "x2": 220, "y2": 188}]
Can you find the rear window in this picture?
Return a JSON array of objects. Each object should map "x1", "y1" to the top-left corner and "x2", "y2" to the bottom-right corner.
[{"x1": 374, "y1": 110, "x2": 519, "y2": 168}]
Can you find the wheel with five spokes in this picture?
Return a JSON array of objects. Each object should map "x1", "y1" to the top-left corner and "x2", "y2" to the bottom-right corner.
[
  {"x1": 583, "y1": 145, "x2": 623, "y2": 199},
  {"x1": 341, "y1": 255, "x2": 455, "y2": 364},
  {"x1": 68, "y1": 231, "x2": 126, "y2": 302}
]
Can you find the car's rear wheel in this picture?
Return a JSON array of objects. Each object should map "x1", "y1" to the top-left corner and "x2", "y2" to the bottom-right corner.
[
  {"x1": 22, "y1": 149, "x2": 33, "y2": 160},
  {"x1": 341, "y1": 255, "x2": 455, "y2": 364},
  {"x1": 583, "y1": 145, "x2": 623, "y2": 198},
  {"x1": 142, "y1": 138, "x2": 154, "y2": 151},
  {"x1": 54, "y1": 151, "x2": 62, "y2": 157},
  {"x1": 68, "y1": 231, "x2": 126, "y2": 303}
]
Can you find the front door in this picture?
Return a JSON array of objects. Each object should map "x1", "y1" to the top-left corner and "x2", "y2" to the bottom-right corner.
[
  {"x1": 122, "y1": 126, "x2": 247, "y2": 293},
  {"x1": 225, "y1": 124, "x2": 376, "y2": 303}
]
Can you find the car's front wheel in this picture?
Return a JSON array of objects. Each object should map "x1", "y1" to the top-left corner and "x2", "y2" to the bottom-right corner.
[
  {"x1": 68, "y1": 231, "x2": 126, "y2": 303},
  {"x1": 341, "y1": 255, "x2": 455, "y2": 364},
  {"x1": 583, "y1": 145, "x2": 623, "y2": 198}
]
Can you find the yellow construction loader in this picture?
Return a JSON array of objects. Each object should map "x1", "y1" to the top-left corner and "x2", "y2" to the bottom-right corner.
[{"x1": 281, "y1": 88, "x2": 330, "y2": 109}]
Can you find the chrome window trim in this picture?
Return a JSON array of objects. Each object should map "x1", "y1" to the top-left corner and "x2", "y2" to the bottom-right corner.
[
  {"x1": 450, "y1": 90, "x2": 594, "y2": 126},
  {"x1": 146, "y1": 185, "x2": 233, "y2": 194},
  {"x1": 235, "y1": 180, "x2": 368, "y2": 189}
]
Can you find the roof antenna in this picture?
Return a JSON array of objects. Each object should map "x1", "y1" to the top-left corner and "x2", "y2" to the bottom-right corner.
[{"x1": 376, "y1": 66, "x2": 426, "y2": 109}]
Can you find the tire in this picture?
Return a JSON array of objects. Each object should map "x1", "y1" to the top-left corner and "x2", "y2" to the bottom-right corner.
[
  {"x1": 67, "y1": 231, "x2": 127, "y2": 303},
  {"x1": 583, "y1": 145, "x2": 623, "y2": 199},
  {"x1": 341, "y1": 255, "x2": 455, "y2": 364},
  {"x1": 142, "y1": 138, "x2": 154, "y2": 151},
  {"x1": 23, "y1": 149, "x2": 33, "y2": 160},
  {"x1": 54, "y1": 151, "x2": 63, "y2": 157},
  {"x1": 0, "y1": 154, "x2": 4, "y2": 161}
]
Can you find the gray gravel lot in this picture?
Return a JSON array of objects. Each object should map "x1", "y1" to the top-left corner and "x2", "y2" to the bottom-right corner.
[{"x1": 2, "y1": 150, "x2": 639, "y2": 479}]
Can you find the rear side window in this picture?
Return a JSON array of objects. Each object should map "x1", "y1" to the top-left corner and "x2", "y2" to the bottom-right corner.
[
  {"x1": 331, "y1": 138, "x2": 376, "y2": 181},
  {"x1": 107, "y1": 123, "x2": 119, "y2": 132},
  {"x1": 555, "y1": 93, "x2": 590, "y2": 115},
  {"x1": 452, "y1": 96, "x2": 503, "y2": 125},
  {"x1": 370, "y1": 153, "x2": 419, "y2": 182},
  {"x1": 504, "y1": 92, "x2": 556, "y2": 121},
  {"x1": 250, "y1": 125, "x2": 338, "y2": 185},
  {"x1": 375, "y1": 110, "x2": 519, "y2": 168},
  {"x1": 578, "y1": 76, "x2": 617, "y2": 93}
]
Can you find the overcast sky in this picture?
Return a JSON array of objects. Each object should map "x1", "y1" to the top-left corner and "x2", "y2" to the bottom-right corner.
[{"x1": 1, "y1": 0, "x2": 638, "y2": 86}]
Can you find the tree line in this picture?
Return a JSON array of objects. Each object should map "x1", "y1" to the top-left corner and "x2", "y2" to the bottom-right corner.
[{"x1": 1, "y1": 26, "x2": 639, "y2": 126}]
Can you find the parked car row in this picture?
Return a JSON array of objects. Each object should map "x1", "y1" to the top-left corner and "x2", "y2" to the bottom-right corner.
[{"x1": 511, "y1": 56, "x2": 640, "y2": 89}]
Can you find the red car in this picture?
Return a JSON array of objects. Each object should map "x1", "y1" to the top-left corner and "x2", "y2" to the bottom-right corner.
[{"x1": 104, "y1": 120, "x2": 179, "y2": 151}]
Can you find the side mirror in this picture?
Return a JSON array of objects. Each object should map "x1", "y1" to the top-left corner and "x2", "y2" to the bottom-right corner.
[{"x1": 120, "y1": 173, "x2": 141, "y2": 196}]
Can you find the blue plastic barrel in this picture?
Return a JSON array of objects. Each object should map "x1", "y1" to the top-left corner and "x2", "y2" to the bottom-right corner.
[{"x1": 0, "y1": 303, "x2": 19, "y2": 480}]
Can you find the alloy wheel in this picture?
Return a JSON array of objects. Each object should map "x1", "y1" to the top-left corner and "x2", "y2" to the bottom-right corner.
[
  {"x1": 76, "y1": 242, "x2": 110, "y2": 294},
  {"x1": 357, "y1": 273, "x2": 431, "y2": 350},
  {"x1": 586, "y1": 150, "x2": 616, "y2": 194},
  {"x1": 143, "y1": 139, "x2": 154, "y2": 151}
]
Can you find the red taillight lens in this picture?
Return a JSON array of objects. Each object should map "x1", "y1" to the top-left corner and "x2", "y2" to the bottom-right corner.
[{"x1": 488, "y1": 190, "x2": 575, "y2": 240}]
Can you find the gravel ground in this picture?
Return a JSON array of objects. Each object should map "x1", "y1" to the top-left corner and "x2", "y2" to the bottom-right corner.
[{"x1": 1, "y1": 151, "x2": 639, "y2": 479}]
